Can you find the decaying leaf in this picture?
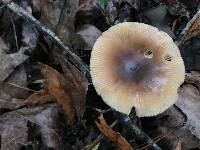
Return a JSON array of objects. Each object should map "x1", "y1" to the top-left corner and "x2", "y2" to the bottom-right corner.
[
  {"x1": 185, "y1": 71, "x2": 200, "y2": 88},
  {"x1": 176, "y1": 84, "x2": 200, "y2": 139},
  {"x1": 32, "y1": 0, "x2": 78, "y2": 46},
  {"x1": 143, "y1": 3, "x2": 175, "y2": 38},
  {"x1": 76, "y1": 0, "x2": 103, "y2": 25},
  {"x1": 0, "y1": 38, "x2": 29, "y2": 83},
  {"x1": 25, "y1": 63, "x2": 76, "y2": 124},
  {"x1": 79, "y1": 0, "x2": 90, "y2": 5},
  {"x1": 17, "y1": 104, "x2": 64, "y2": 150},
  {"x1": 0, "y1": 104, "x2": 64, "y2": 150},
  {"x1": 0, "y1": 98, "x2": 24, "y2": 110},
  {"x1": 180, "y1": 9, "x2": 200, "y2": 43},
  {"x1": 0, "y1": 111, "x2": 28, "y2": 150},
  {"x1": 25, "y1": 62, "x2": 88, "y2": 124},
  {"x1": 0, "y1": 38, "x2": 29, "y2": 110},
  {"x1": 75, "y1": 24, "x2": 102, "y2": 51},
  {"x1": 59, "y1": 55, "x2": 88, "y2": 120},
  {"x1": 175, "y1": 140, "x2": 182, "y2": 150},
  {"x1": 95, "y1": 114, "x2": 133, "y2": 150},
  {"x1": 179, "y1": 38, "x2": 200, "y2": 71},
  {"x1": 1, "y1": 66, "x2": 29, "y2": 99}
]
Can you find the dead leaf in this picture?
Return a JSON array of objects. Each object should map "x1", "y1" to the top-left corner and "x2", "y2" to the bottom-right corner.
[
  {"x1": 25, "y1": 63, "x2": 76, "y2": 125},
  {"x1": 0, "y1": 39, "x2": 29, "y2": 110},
  {"x1": 59, "y1": 56, "x2": 88, "y2": 120},
  {"x1": 0, "y1": 98, "x2": 25, "y2": 110},
  {"x1": 32, "y1": 0, "x2": 78, "y2": 46},
  {"x1": 0, "y1": 111, "x2": 28, "y2": 150},
  {"x1": 179, "y1": 38, "x2": 200, "y2": 71},
  {"x1": 75, "y1": 24, "x2": 102, "y2": 51},
  {"x1": 79, "y1": 0, "x2": 90, "y2": 5},
  {"x1": 180, "y1": 9, "x2": 200, "y2": 43},
  {"x1": 185, "y1": 71, "x2": 200, "y2": 89},
  {"x1": 107, "y1": 0, "x2": 118, "y2": 23},
  {"x1": 25, "y1": 62, "x2": 88, "y2": 124},
  {"x1": 21, "y1": 21, "x2": 39, "y2": 48},
  {"x1": 149, "y1": 105, "x2": 200, "y2": 149},
  {"x1": 175, "y1": 140, "x2": 181, "y2": 150},
  {"x1": 2, "y1": 66, "x2": 29, "y2": 99},
  {"x1": 76, "y1": 0, "x2": 103, "y2": 25},
  {"x1": 0, "y1": 38, "x2": 29, "y2": 83},
  {"x1": 176, "y1": 85, "x2": 200, "y2": 139},
  {"x1": 163, "y1": 0, "x2": 178, "y2": 6},
  {"x1": 143, "y1": 3, "x2": 175, "y2": 38},
  {"x1": 95, "y1": 114, "x2": 133, "y2": 150},
  {"x1": 16, "y1": 104, "x2": 64, "y2": 150},
  {"x1": 0, "y1": 104, "x2": 64, "y2": 150},
  {"x1": 181, "y1": 84, "x2": 199, "y2": 97}
]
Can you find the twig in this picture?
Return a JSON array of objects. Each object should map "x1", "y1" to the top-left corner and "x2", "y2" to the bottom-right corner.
[
  {"x1": 113, "y1": 110, "x2": 162, "y2": 150},
  {"x1": 1, "y1": 0, "x2": 90, "y2": 79},
  {"x1": 140, "y1": 129, "x2": 174, "y2": 150},
  {"x1": 7, "y1": 82, "x2": 40, "y2": 93},
  {"x1": 86, "y1": 106, "x2": 112, "y2": 114}
]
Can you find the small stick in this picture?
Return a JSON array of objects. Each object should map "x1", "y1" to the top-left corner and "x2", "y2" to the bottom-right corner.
[
  {"x1": 7, "y1": 82, "x2": 39, "y2": 93},
  {"x1": 113, "y1": 110, "x2": 162, "y2": 150}
]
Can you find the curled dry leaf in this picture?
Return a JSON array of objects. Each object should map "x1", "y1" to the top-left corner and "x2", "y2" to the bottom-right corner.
[
  {"x1": 179, "y1": 9, "x2": 200, "y2": 43},
  {"x1": 95, "y1": 114, "x2": 133, "y2": 150},
  {"x1": 25, "y1": 62, "x2": 88, "y2": 125},
  {"x1": 25, "y1": 63, "x2": 76, "y2": 125}
]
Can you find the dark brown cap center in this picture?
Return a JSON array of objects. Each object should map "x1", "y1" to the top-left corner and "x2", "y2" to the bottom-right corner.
[{"x1": 113, "y1": 48, "x2": 160, "y2": 87}]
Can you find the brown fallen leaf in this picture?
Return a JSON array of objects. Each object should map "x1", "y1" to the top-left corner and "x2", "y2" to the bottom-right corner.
[
  {"x1": 180, "y1": 9, "x2": 200, "y2": 43},
  {"x1": 175, "y1": 140, "x2": 181, "y2": 150},
  {"x1": 25, "y1": 62, "x2": 88, "y2": 125},
  {"x1": 25, "y1": 63, "x2": 76, "y2": 125},
  {"x1": 95, "y1": 114, "x2": 134, "y2": 150},
  {"x1": 59, "y1": 55, "x2": 88, "y2": 120}
]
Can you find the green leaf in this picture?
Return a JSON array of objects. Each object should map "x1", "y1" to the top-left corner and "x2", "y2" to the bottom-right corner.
[{"x1": 99, "y1": 0, "x2": 108, "y2": 10}]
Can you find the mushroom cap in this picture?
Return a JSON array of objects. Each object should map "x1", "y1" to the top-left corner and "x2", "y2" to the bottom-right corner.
[{"x1": 90, "y1": 22, "x2": 185, "y2": 117}]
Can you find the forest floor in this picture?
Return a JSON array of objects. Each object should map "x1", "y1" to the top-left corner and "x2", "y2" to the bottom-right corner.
[{"x1": 0, "y1": 0, "x2": 200, "y2": 150}]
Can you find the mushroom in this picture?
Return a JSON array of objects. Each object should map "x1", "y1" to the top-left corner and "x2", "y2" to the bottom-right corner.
[{"x1": 90, "y1": 22, "x2": 185, "y2": 117}]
